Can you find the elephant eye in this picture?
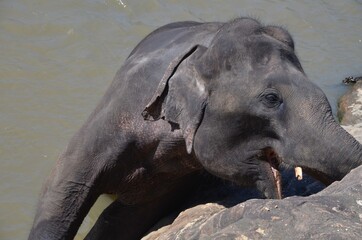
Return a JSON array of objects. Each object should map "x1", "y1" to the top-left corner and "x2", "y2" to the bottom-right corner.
[
  {"x1": 265, "y1": 93, "x2": 279, "y2": 103},
  {"x1": 260, "y1": 89, "x2": 282, "y2": 108}
]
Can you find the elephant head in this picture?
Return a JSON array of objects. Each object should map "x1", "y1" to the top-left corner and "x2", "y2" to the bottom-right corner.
[{"x1": 143, "y1": 18, "x2": 362, "y2": 199}]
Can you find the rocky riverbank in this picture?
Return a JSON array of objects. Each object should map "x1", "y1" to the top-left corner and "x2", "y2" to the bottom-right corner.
[
  {"x1": 143, "y1": 82, "x2": 362, "y2": 239},
  {"x1": 340, "y1": 81, "x2": 362, "y2": 142}
]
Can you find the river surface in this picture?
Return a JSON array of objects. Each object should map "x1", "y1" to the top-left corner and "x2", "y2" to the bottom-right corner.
[{"x1": 0, "y1": 0, "x2": 361, "y2": 239}]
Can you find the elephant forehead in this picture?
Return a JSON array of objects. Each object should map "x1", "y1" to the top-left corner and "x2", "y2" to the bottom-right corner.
[
  {"x1": 215, "y1": 43, "x2": 295, "y2": 78},
  {"x1": 208, "y1": 63, "x2": 306, "y2": 113},
  {"x1": 244, "y1": 39, "x2": 296, "y2": 69},
  {"x1": 209, "y1": 86, "x2": 257, "y2": 112}
]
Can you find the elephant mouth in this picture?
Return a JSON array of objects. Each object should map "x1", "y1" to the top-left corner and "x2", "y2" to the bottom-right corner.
[
  {"x1": 260, "y1": 148, "x2": 282, "y2": 199},
  {"x1": 259, "y1": 148, "x2": 304, "y2": 199}
]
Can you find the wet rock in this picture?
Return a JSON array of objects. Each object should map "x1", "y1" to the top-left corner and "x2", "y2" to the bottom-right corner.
[
  {"x1": 343, "y1": 123, "x2": 362, "y2": 144},
  {"x1": 144, "y1": 166, "x2": 362, "y2": 240},
  {"x1": 143, "y1": 84, "x2": 362, "y2": 240},
  {"x1": 339, "y1": 81, "x2": 362, "y2": 126},
  {"x1": 342, "y1": 76, "x2": 362, "y2": 85},
  {"x1": 144, "y1": 203, "x2": 225, "y2": 240},
  {"x1": 339, "y1": 80, "x2": 362, "y2": 143}
]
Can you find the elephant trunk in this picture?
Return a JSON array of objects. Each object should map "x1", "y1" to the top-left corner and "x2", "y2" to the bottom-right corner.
[
  {"x1": 292, "y1": 115, "x2": 362, "y2": 185},
  {"x1": 28, "y1": 150, "x2": 101, "y2": 240},
  {"x1": 317, "y1": 121, "x2": 362, "y2": 182}
]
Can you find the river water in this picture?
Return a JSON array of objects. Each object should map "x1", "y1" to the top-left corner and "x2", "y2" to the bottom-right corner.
[{"x1": 0, "y1": 0, "x2": 361, "y2": 239}]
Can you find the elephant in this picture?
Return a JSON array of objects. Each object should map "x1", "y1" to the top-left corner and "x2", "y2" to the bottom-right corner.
[{"x1": 29, "y1": 17, "x2": 362, "y2": 240}]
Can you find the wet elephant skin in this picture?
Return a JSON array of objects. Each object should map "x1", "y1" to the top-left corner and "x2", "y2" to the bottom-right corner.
[{"x1": 29, "y1": 18, "x2": 362, "y2": 240}]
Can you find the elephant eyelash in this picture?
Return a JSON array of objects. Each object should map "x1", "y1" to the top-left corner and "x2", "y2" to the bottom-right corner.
[
  {"x1": 259, "y1": 89, "x2": 282, "y2": 108},
  {"x1": 264, "y1": 93, "x2": 279, "y2": 103}
]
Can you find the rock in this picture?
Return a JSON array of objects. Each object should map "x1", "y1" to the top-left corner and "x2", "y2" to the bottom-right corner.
[
  {"x1": 339, "y1": 81, "x2": 362, "y2": 126},
  {"x1": 145, "y1": 165, "x2": 362, "y2": 239},
  {"x1": 143, "y1": 83, "x2": 362, "y2": 240},
  {"x1": 343, "y1": 123, "x2": 362, "y2": 144},
  {"x1": 144, "y1": 203, "x2": 226, "y2": 240},
  {"x1": 339, "y1": 80, "x2": 362, "y2": 143},
  {"x1": 342, "y1": 76, "x2": 362, "y2": 85}
]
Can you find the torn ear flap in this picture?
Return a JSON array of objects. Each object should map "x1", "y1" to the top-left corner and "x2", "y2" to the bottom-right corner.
[
  {"x1": 142, "y1": 45, "x2": 207, "y2": 154},
  {"x1": 142, "y1": 45, "x2": 200, "y2": 121}
]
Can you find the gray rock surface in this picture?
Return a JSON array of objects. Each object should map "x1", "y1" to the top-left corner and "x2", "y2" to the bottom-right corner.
[
  {"x1": 143, "y1": 83, "x2": 362, "y2": 240},
  {"x1": 339, "y1": 81, "x2": 362, "y2": 126},
  {"x1": 145, "y1": 166, "x2": 362, "y2": 239}
]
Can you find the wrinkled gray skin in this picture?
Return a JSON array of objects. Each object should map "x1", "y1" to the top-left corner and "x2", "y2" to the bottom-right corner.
[{"x1": 29, "y1": 18, "x2": 362, "y2": 240}]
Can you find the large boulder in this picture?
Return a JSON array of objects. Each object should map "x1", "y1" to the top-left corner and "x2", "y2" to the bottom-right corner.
[
  {"x1": 339, "y1": 80, "x2": 362, "y2": 142},
  {"x1": 143, "y1": 82, "x2": 362, "y2": 240},
  {"x1": 339, "y1": 80, "x2": 362, "y2": 126},
  {"x1": 144, "y1": 166, "x2": 362, "y2": 239}
]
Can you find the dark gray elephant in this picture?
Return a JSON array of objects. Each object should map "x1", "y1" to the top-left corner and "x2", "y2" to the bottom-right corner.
[{"x1": 29, "y1": 18, "x2": 362, "y2": 240}]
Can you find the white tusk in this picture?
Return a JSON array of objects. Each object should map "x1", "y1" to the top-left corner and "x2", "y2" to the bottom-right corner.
[{"x1": 295, "y1": 167, "x2": 303, "y2": 181}]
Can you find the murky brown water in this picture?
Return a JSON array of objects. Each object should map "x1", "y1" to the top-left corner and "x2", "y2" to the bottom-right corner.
[{"x1": 0, "y1": 0, "x2": 361, "y2": 239}]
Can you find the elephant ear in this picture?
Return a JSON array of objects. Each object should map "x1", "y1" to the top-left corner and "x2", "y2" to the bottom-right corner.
[{"x1": 142, "y1": 45, "x2": 208, "y2": 154}]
